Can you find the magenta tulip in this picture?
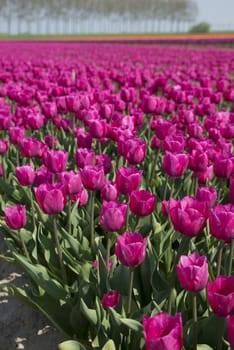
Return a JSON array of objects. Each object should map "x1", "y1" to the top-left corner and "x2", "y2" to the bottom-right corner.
[
  {"x1": 162, "y1": 152, "x2": 188, "y2": 178},
  {"x1": 19, "y1": 137, "x2": 47, "y2": 159},
  {"x1": 16, "y1": 165, "x2": 35, "y2": 186},
  {"x1": 71, "y1": 188, "x2": 89, "y2": 207},
  {"x1": 129, "y1": 190, "x2": 156, "y2": 217},
  {"x1": 209, "y1": 204, "x2": 234, "y2": 243},
  {"x1": 116, "y1": 166, "x2": 142, "y2": 196},
  {"x1": 213, "y1": 154, "x2": 234, "y2": 179},
  {"x1": 196, "y1": 186, "x2": 217, "y2": 208},
  {"x1": 169, "y1": 196, "x2": 208, "y2": 237},
  {"x1": 5, "y1": 204, "x2": 26, "y2": 230},
  {"x1": 0, "y1": 139, "x2": 8, "y2": 154},
  {"x1": 100, "y1": 200, "x2": 127, "y2": 232},
  {"x1": 176, "y1": 252, "x2": 209, "y2": 292},
  {"x1": 96, "y1": 154, "x2": 112, "y2": 174},
  {"x1": 9, "y1": 126, "x2": 25, "y2": 145},
  {"x1": 115, "y1": 231, "x2": 147, "y2": 267},
  {"x1": 189, "y1": 150, "x2": 208, "y2": 172},
  {"x1": 75, "y1": 148, "x2": 95, "y2": 169},
  {"x1": 43, "y1": 149, "x2": 68, "y2": 173},
  {"x1": 101, "y1": 181, "x2": 118, "y2": 201},
  {"x1": 80, "y1": 165, "x2": 105, "y2": 191},
  {"x1": 207, "y1": 276, "x2": 234, "y2": 317},
  {"x1": 143, "y1": 312, "x2": 183, "y2": 350},
  {"x1": 34, "y1": 183, "x2": 66, "y2": 215},
  {"x1": 102, "y1": 290, "x2": 120, "y2": 309},
  {"x1": 58, "y1": 171, "x2": 82, "y2": 195}
]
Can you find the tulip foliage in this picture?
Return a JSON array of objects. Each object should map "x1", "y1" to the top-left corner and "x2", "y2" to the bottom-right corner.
[{"x1": 0, "y1": 42, "x2": 234, "y2": 350}]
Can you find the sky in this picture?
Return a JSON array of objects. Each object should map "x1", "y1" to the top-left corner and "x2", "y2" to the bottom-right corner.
[{"x1": 196, "y1": 0, "x2": 234, "y2": 30}]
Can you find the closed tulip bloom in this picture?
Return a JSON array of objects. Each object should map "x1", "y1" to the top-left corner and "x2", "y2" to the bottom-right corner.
[
  {"x1": 100, "y1": 200, "x2": 127, "y2": 232},
  {"x1": 162, "y1": 134, "x2": 186, "y2": 153},
  {"x1": 88, "y1": 119, "x2": 107, "y2": 138},
  {"x1": 151, "y1": 118, "x2": 176, "y2": 140},
  {"x1": 58, "y1": 171, "x2": 82, "y2": 195},
  {"x1": 213, "y1": 154, "x2": 234, "y2": 179},
  {"x1": 169, "y1": 196, "x2": 208, "y2": 237},
  {"x1": 75, "y1": 128, "x2": 92, "y2": 149},
  {"x1": 196, "y1": 186, "x2": 217, "y2": 208},
  {"x1": 45, "y1": 135, "x2": 58, "y2": 149},
  {"x1": 102, "y1": 290, "x2": 120, "y2": 309},
  {"x1": 101, "y1": 181, "x2": 118, "y2": 201},
  {"x1": 75, "y1": 148, "x2": 95, "y2": 169},
  {"x1": 197, "y1": 165, "x2": 213, "y2": 185},
  {"x1": 176, "y1": 253, "x2": 209, "y2": 292},
  {"x1": 227, "y1": 316, "x2": 234, "y2": 349},
  {"x1": 116, "y1": 166, "x2": 142, "y2": 196},
  {"x1": 80, "y1": 165, "x2": 105, "y2": 191},
  {"x1": 96, "y1": 154, "x2": 112, "y2": 174},
  {"x1": 5, "y1": 204, "x2": 26, "y2": 230},
  {"x1": 43, "y1": 149, "x2": 68, "y2": 173},
  {"x1": 115, "y1": 231, "x2": 147, "y2": 267},
  {"x1": 34, "y1": 165, "x2": 53, "y2": 186},
  {"x1": 189, "y1": 150, "x2": 209, "y2": 172},
  {"x1": 9, "y1": 126, "x2": 25, "y2": 145},
  {"x1": 209, "y1": 204, "x2": 234, "y2": 243},
  {"x1": 16, "y1": 165, "x2": 35, "y2": 186},
  {"x1": 0, "y1": 139, "x2": 8, "y2": 154},
  {"x1": 19, "y1": 137, "x2": 47, "y2": 159},
  {"x1": 207, "y1": 276, "x2": 234, "y2": 317},
  {"x1": 34, "y1": 183, "x2": 66, "y2": 215},
  {"x1": 130, "y1": 190, "x2": 156, "y2": 217},
  {"x1": 71, "y1": 188, "x2": 88, "y2": 207},
  {"x1": 143, "y1": 312, "x2": 183, "y2": 350},
  {"x1": 119, "y1": 136, "x2": 146, "y2": 165},
  {"x1": 162, "y1": 152, "x2": 188, "y2": 178}
]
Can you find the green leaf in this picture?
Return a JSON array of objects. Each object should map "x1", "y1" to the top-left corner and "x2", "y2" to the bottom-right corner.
[
  {"x1": 102, "y1": 340, "x2": 116, "y2": 350},
  {"x1": 197, "y1": 345, "x2": 214, "y2": 350},
  {"x1": 80, "y1": 298, "x2": 98, "y2": 326},
  {"x1": 120, "y1": 318, "x2": 143, "y2": 333},
  {"x1": 58, "y1": 340, "x2": 87, "y2": 350},
  {"x1": 13, "y1": 253, "x2": 67, "y2": 299}
]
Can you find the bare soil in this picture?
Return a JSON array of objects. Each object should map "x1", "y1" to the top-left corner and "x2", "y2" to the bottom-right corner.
[{"x1": 0, "y1": 236, "x2": 65, "y2": 350}]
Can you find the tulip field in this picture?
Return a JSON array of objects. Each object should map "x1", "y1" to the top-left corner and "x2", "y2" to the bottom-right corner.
[{"x1": 0, "y1": 41, "x2": 234, "y2": 350}]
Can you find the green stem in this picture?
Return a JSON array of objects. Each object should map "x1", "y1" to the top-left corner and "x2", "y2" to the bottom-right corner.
[
  {"x1": 52, "y1": 215, "x2": 67, "y2": 284},
  {"x1": 29, "y1": 187, "x2": 36, "y2": 230},
  {"x1": 149, "y1": 148, "x2": 160, "y2": 186},
  {"x1": 126, "y1": 200, "x2": 130, "y2": 231},
  {"x1": 192, "y1": 292, "x2": 197, "y2": 350},
  {"x1": 67, "y1": 196, "x2": 72, "y2": 235},
  {"x1": 163, "y1": 175, "x2": 169, "y2": 200},
  {"x1": 168, "y1": 236, "x2": 189, "y2": 314},
  {"x1": 106, "y1": 232, "x2": 111, "y2": 272},
  {"x1": 18, "y1": 230, "x2": 30, "y2": 260},
  {"x1": 90, "y1": 191, "x2": 95, "y2": 253},
  {"x1": 50, "y1": 119, "x2": 55, "y2": 149},
  {"x1": 127, "y1": 268, "x2": 135, "y2": 316},
  {"x1": 217, "y1": 240, "x2": 224, "y2": 276},
  {"x1": 228, "y1": 239, "x2": 234, "y2": 276},
  {"x1": 170, "y1": 177, "x2": 175, "y2": 198},
  {"x1": 134, "y1": 216, "x2": 140, "y2": 231},
  {"x1": 193, "y1": 174, "x2": 198, "y2": 196}
]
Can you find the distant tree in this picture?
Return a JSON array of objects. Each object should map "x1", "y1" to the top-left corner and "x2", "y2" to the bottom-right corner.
[{"x1": 189, "y1": 21, "x2": 210, "y2": 33}]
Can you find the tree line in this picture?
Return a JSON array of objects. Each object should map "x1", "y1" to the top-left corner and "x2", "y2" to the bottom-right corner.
[{"x1": 0, "y1": 0, "x2": 199, "y2": 35}]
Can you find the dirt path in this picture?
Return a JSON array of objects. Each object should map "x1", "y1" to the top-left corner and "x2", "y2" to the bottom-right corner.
[{"x1": 0, "y1": 236, "x2": 65, "y2": 350}]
